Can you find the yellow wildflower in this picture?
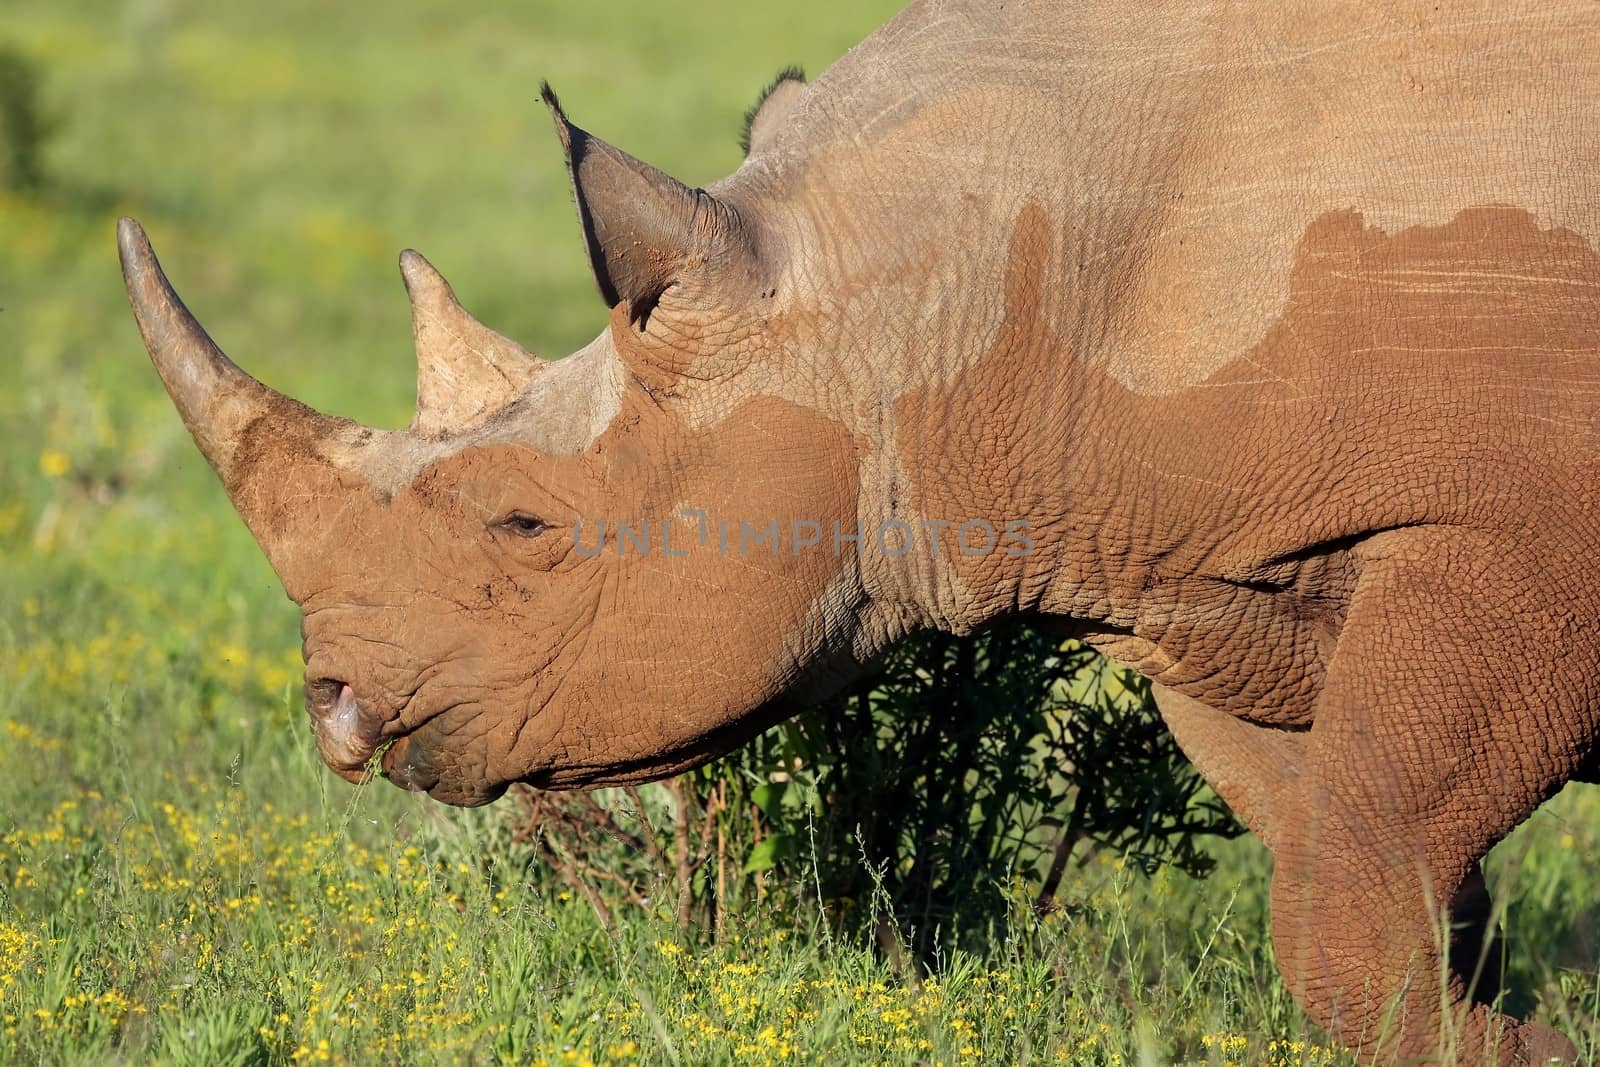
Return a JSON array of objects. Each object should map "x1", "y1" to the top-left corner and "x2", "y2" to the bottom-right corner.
[{"x1": 39, "y1": 450, "x2": 70, "y2": 477}]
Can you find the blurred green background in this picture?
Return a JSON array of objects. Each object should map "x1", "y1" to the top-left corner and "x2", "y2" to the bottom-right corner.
[{"x1": 4, "y1": 2, "x2": 1600, "y2": 1064}]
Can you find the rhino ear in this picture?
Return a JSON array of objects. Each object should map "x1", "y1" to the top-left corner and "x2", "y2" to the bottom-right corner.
[
  {"x1": 542, "y1": 83, "x2": 755, "y2": 326},
  {"x1": 740, "y1": 67, "x2": 806, "y2": 157}
]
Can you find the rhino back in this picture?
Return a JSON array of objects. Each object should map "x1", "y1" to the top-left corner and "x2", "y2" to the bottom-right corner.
[{"x1": 733, "y1": 0, "x2": 1599, "y2": 396}]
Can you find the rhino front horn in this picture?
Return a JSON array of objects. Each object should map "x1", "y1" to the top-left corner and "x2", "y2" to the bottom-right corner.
[
  {"x1": 399, "y1": 249, "x2": 544, "y2": 437},
  {"x1": 542, "y1": 83, "x2": 757, "y2": 325},
  {"x1": 117, "y1": 217, "x2": 367, "y2": 540}
]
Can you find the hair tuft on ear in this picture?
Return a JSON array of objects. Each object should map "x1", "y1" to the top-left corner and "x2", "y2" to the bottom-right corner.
[{"x1": 740, "y1": 66, "x2": 807, "y2": 157}]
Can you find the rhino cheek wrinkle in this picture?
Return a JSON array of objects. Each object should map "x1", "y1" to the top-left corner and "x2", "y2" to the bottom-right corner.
[{"x1": 119, "y1": 2, "x2": 1600, "y2": 1062}]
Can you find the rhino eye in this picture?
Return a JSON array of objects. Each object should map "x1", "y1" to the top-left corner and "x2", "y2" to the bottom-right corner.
[{"x1": 495, "y1": 512, "x2": 549, "y2": 538}]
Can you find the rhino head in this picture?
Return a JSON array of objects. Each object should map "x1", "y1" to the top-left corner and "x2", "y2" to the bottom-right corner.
[{"x1": 119, "y1": 75, "x2": 992, "y2": 806}]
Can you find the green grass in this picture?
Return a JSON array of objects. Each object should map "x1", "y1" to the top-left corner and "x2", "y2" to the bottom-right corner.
[{"x1": 3, "y1": 2, "x2": 1600, "y2": 1063}]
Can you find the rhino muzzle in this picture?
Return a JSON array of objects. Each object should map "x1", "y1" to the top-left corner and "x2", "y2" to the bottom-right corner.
[{"x1": 118, "y1": 217, "x2": 550, "y2": 796}]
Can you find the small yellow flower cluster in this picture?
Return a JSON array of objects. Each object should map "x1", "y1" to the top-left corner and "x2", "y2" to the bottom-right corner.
[
  {"x1": 0, "y1": 924, "x2": 40, "y2": 1008},
  {"x1": 206, "y1": 636, "x2": 300, "y2": 697},
  {"x1": 1051, "y1": 1008, "x2": 1123, "y2": 1065},
  {"x1": 38, "y1": 449, "x2": 71, "y2": 478},
  {"x1": 1264, "y1": 1037, "x2": 1341, "y2": 1065},
  {"x1": 3, "y1": 614, "x2": 299, "y2": 708},
  {"x1": 28, "y1": 990, "x2": 140, "y2": 1034},
  {"x1": 1197, "y1": 1032, "x2": 1340, "y2": 1066},
  {"x1": 1201, "y1": 1032, "x2": 1250, "y2": 1053},
  {"x1": 0, "y1": 771, "x2": 512, "y2": 1063},
  {"x1": 639, "y1": 941, "x2": 1051, "y2": 1063},
  {"x1": 2, "y1": 720, "x2": 63, "y2": 754},
  {"x1": 4, "y1": 619, "x2": 161, "y2": 699}
]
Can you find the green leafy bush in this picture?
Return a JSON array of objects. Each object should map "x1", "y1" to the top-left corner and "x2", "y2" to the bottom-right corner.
[{"x1": 515, "y1": 628, "x2": 1242, "y2": 961}]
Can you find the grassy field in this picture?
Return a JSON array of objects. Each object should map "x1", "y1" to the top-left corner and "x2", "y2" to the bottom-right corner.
[{"x1": 4, "y1": 2, "x2": 1600, "y2": 1063}]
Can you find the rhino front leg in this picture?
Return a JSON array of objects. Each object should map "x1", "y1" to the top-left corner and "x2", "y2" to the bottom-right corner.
[
  {"x1": 1156, "y1": 683, "x2": 1515, "y2": 1044},
  {"x1": 1152, "y1": 683, "x2": 1306, "y2": 853},
  {"x1": 1267, "y1": 529, "x2": 1595, "y2": 1065}
]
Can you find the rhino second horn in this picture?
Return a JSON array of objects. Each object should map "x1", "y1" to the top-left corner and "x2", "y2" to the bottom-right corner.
[
  {"x1": 400, "y1": 250, "x2": 543, "y2": 437},
  {"x1": 117, "y1": 217, "x2": 345, "y2": 496}
]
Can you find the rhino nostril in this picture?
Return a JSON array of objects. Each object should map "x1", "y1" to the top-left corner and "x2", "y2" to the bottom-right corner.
[
  {"x1": 306, "y1": 678, "x2": 379, "y2": 773},
  {"x1": 305, "y1": 677, "x2": 348, "y2": 718}
]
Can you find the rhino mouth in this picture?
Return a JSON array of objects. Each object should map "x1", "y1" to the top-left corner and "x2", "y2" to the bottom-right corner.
[{"x1": 377, "y1": 734, "x2": 439, "y2": 794}]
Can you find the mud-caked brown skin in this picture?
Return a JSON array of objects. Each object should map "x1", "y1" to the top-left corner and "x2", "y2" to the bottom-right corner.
[{"x1": 120, "y1": 0, "x2": 1600, "y2": 1061}]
